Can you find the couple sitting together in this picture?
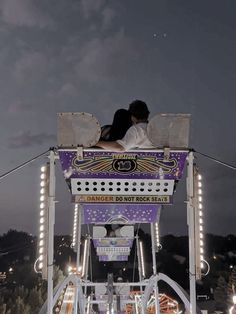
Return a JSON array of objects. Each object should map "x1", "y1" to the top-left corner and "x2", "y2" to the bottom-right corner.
[{"x1": 96, "y1": 100, "x2": 154, "y2": 151}]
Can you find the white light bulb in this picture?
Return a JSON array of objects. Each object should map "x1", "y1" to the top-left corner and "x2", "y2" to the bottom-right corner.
[
  {"x1": 41, "y1": 166, "x2": 46, "y2": 172},
  {"x1": 40, "y1": 181, "x2": 45, "y2": 187},
  {"x1": 39, "y1": 262, "x2": 43, "y2": 269},
  {"x1": 40, "y1": 188, "x2": 45, "y2": 195}
]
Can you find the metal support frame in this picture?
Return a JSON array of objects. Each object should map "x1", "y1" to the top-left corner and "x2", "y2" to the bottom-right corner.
[
  {"x1": 83, "y1": 236, "x2": 91, "y2": 310},
  {"x1": 42, "y1": 147, "x2": 195, "y2": 314},
  {"x1": 47, "y1": 149, "x2": 56, "y2": 314},
  {"x1": 135, "y1": 235, "x2": 143, "y2": 292},
  {"x1": 150, "y1": 223, "x2": 160, "y2": 314},
  {"x1": 186, "y1": 151, "x2": 197, "y2": 314},
  {"x1": 74, "y1": 206, "x2": 82, "y2": 314}
]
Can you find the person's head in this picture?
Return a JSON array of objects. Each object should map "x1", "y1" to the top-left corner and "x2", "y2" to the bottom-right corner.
[
  {"x1": 128, "y1": 100, "x2": 150, "y2": 123},
  {"x1": 109, "y1": 108, "x2": 132, "y2": 141}
]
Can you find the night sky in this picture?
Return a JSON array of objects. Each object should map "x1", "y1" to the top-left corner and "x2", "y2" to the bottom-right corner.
[{"x1": 0, "y1": 0, "x2": 236, "y2": 236}]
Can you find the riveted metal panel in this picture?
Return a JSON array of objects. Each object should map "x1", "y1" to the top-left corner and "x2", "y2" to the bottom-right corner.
[
  {"x1": 147, "y1": 113, "x2": 190, "y2": 148},
  {"x1": 71, "y1": 178, "x2": 174, "y2": 196},
  {"x1": 57, "y1": 112, "x2": 101, "y2": 147}
]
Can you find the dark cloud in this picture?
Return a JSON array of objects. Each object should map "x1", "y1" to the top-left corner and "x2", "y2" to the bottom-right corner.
[
  {"x1": 79, "y1": 0, "x2": 106, "y2": 19},
  {"x1": 8, "y1": 130, "x2": 56, "y2": 148},
  {"x1": 7, "y1": 101, "x2": 31, "y2": 114},
  {"x1": 0, "y1": 1, "x2": 235, "y2": 236},
  {"x1": 0, "y1": 0, "x2": 54, "y2": 28}
]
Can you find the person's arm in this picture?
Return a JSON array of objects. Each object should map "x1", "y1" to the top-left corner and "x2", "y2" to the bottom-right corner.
[{"x1": 96, "y1": 140, "x2": 125, "y2": 151}]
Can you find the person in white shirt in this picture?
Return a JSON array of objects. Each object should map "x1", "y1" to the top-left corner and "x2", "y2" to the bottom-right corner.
[{"x1": 96, "y1": 100, "x2": 155, "y2": 151}]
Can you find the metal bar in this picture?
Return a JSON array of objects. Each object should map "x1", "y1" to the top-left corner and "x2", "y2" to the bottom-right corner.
[
  {"x1": 150, "y1": 223, "x2": 160, "y2": 314},
  {"x1": 150, "y1": 223, "x2": 157, "y2": 275},
  {"x1": 80, "y1": 281, "x2": 148, "y2": 287},
  {"x1": 135, "y1": 236, "x2": 143, "y2": 292},
  {"x1": 74, "y1": 206, "x2": 82, "y2": 314},
  {"x1": 0, "y1": 149, "x2": 50, "y2": 181},
  {"x1": 186, "y1": 151, "x2": 197, "y2": 314},
  {"x1": 47, "y1": 149, "x2": 56, "y2": 314},
  {"x1": 83, "y1": 236, "x2": 91, "y2": 311}
]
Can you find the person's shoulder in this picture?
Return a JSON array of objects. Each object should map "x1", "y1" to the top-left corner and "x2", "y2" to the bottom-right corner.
[
  {"x1": 100, "y1": 124, "x2": 111, "y2": 140},
  {"x1": 133, "y1": 122, "x2": 148, "y2": 132}
]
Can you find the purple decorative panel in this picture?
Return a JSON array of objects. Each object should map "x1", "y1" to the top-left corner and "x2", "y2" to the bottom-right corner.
[
  {"x1": 82, "y1": 204, "x2": 161, "y2": 224},
  {"x1": 99, "y1": 255, "x2": 128, "y2": 262},
  {"x1": 93, "y1": 238, "x2": 133, "y2": 248},
  {"x1": 58, "y1": 150, "x2": 188, "y2": 180}
]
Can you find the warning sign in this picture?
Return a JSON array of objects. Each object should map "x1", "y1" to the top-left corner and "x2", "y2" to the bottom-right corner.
[{"x1": 74, "y1": 195, "x2": 170, "y2": 204}]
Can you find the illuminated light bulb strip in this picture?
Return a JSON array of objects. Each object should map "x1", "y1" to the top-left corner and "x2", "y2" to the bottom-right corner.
[
  {"x1": 154, "y1": 222, "x2": 160, "y2": 250},
  {"x1": 197, "y1": 173, "x2": 205, "y2": 269},
  {"x1": 139, "y1": 241, "x2": 145, "y2": 279},
  {"x1": 72, "y1": 204, "x2": 78, "y2": 248},
  {"x1": 38, "y1": 165, "x2": 49, "y2": 271}
]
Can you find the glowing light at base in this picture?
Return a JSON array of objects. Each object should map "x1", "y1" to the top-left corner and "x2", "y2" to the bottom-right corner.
[
  {"x1": 126, "y1": 292, "x2": 179, "y2": 314},
  {"x1": 229, "y1": 295, "x2": 236, "y2": 314}
]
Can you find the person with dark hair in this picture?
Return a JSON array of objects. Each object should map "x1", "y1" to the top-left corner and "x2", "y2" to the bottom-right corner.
[
  {"x1": 100, "y1": 109, "x2": 132, "y2": 141},
  {"x1": 96, "y1": 100, "x2": 154, "y2": 151}
]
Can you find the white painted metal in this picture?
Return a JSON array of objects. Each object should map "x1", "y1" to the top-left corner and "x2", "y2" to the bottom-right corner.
[
  {"x1": 93, "y1": 226, "x2": 107, "y2": 238},
  {"x1": 47, "y1": 150, "x2": 56, "y2": 314},
  {"x1": 186, "y1": 151, "x2": 197, "y2": 314},
  {"x1": 147, "y1": 113, "x2": 191, "y2": 148},
  {"x1": 115, "y1": 225, "x2": 134, "y2": 237},
  {"x1": 74, "y1": 206, "x2": 82, "y2": 314},
  {"x1": 71, "y1": 178, "x2": 174, "y2": 195},
  {"x1": 150, "y1": 223, "x2": 160, "y2": 314},
  {"x1": 136, "y1": 236, "x2": 143, "y2": 292},
  {"x1": 57, "y1": 112, "x2": 101, "y2": 148}
]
